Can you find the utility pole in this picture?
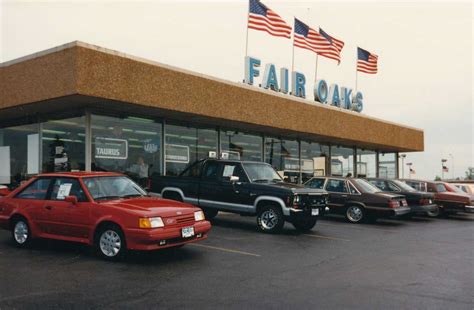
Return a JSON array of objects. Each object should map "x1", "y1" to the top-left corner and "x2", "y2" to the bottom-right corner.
[
  {"x1": 406, "y1": 162, "x2": 413, "y2": 179},
  {"x1": 399, "y1": 154, "x2": 406, "y2": 179},
  {"x1": 441, "y1": 158, "x2": 447, "y2": 180},
  {"x1": 449, "y1": 153, "x2": 454, "y2": 179}
]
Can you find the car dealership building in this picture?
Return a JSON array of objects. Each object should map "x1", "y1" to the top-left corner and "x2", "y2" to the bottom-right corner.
[{"x1": 0, "y1": 41, "x2": 423, "y2": 189}]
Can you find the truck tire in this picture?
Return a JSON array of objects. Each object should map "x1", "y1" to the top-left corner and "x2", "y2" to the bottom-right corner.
[
  {"x1": 257, "y1": 205, "x2": 285, "y2": 233},
  {"x1": 292, "y1": 218, "x2": 317, "y2": 232},
  {"x1": 203, "y1": 208, "x2": 218, "y2": 220}
]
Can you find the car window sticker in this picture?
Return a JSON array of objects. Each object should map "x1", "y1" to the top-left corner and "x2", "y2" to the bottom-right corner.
[
  {"x1": 57, "y1": 183, "x2": 73, "y2": 200},
  {"x1": 223, "y1": 165, "x2": 236, "y2": 177}
]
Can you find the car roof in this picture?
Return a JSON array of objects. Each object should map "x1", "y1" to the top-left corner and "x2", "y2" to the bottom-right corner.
[
  {"x1": 204, "y1": 158, "x2": 270, "y2": 165},
  {"x1": 37, "y1": 171, "x2": 124, "y2": 178}
]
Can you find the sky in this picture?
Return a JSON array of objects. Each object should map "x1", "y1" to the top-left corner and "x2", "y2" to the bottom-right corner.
[{"x1": 1, "y1": 0, "x2": 473, "y2": 180}]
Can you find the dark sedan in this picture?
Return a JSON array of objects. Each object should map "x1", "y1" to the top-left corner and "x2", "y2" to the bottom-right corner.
[
  {"x1": 304, "y1": 177, "x2": 410, "y2": 223},
  {"x1": 367, "y1": 178, "x2": 438, "y2": 217}
]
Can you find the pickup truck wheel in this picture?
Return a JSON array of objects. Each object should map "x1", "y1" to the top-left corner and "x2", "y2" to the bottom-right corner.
[
  {"x1": 257, "y1": 205, "x2": 284, "y2": 233},
  {"x1": 345, "y1": 205, "x2": 365, "y2": 223},
  {"x1": 203, "y1": 209, "x2": 218, "y2": 220},
  {"x1": 292, "y1": 218, "x2": 317, "y2": 232},
  {"x1": 11, "y1": 217, "x2": 32, "y2": 248}
]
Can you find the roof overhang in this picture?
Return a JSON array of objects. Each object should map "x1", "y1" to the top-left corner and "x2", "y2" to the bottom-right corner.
[{"x1": 0, "y1": 41, "x2": 424, "y2": 152}]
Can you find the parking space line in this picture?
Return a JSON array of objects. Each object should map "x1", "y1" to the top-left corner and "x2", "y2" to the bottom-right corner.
[
  {"x1": 318, "y1": 222, "x2": 398, "y2": 233},
  {"x1": 303, "y1": 234, "x2": 350, "y2": 242},
  {"x1": 189, "y1": 243, "x2": 261, "y2": 257}
]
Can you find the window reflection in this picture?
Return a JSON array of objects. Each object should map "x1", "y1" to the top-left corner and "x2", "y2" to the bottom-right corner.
[
  {"x1": 220, "y1": 130, "x2": 262, "y2": 161},
  {"x1": 265, "y1": 137, "x2": 299, "y2": 184},
  {"x1": 356, "y1": 149, "x2": 376, "y2": 178},
  {"x1": 300, "y1": 141, "x2": 329, "y2": 182},
  {"x1": 331, "y1": 146, "x2": 354, "y2": 177},
  {"x1": 379, "y1": 153, "x2": 397, "y2": 179},
  {"x1": 165, "y1": 124, "x2": 217, "y2": 176}
]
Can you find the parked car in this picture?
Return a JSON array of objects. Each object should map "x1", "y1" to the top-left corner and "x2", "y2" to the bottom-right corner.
[
  {"x1": 367, "y1": 178, "x2": 438, "y2": 217},
  {"x1": 444, "y1": 182, "x2": 474, "y2": 199},
  {"x1": 450, "y1": 183, "x2": 474, "y2": 196},
  {"x1": 400, "y1": 179, "x2": 474, "y2": 216},
  {"x1": 304, "y1": 177, "x2": 410, "y2": 223},
  {"x1": 151, "y1": 159, "x2": 328, "y2": 233},
  {"x1": 0, "y1": 172, "x2": 211, "y2": 260}
]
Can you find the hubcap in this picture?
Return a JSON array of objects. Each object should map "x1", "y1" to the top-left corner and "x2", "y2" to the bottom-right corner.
[
  {"x1": 260, "y1": 209, "x2": 278, "y2": 230},
  {"x1": 347, "y1": 206, "x2": 363, "y2": 222},
  {"x1": 14, "y1": 221, "x2": 28, "y2": 244},
  {"x1": 99, "y1": 230, "x2": 122, "y2": 257}
]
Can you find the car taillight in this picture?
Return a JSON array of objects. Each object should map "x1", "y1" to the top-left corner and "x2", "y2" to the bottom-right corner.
[
  {"x1": 388, "y1": 200, "x2": 400, "y2": 208},
  {"x1": 292, "y1": 195, "x2": 301, "y2": 209}
]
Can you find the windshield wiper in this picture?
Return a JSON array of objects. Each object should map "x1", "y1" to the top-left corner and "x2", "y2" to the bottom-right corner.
[
  {"x1": 121, "y1": 194, "x2": 144, "y2": 199},
  {"x1": 272, "y1": 178, "x2": 283, "y2": 182},
  {"x1": 253, "y1": 179, "x2": 271, "y2": 183},
  {"x1": 94, "y1": 195, "x2": 121, "y2": 201}
]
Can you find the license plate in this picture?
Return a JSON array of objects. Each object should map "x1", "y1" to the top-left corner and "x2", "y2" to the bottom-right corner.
[
  {"x1": 181, "y1": 226, "x2": 194, "y2": 238},
  {"x1": 311, "y1": 208, "x2": 319, "y2": 216}
]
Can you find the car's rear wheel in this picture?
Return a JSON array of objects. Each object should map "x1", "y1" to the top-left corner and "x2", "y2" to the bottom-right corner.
[
  {"x1": 257, "y1": 205, "x2": 285, "y2": 233},
  {"x1": 96, "y1": 224, "x2": 127, "y2": 261},
  {"x1": 203, "y1": 208, "x2": 218, "y2": 220},
  {"x1": 345, "y1": 205, "x2": 366, "y2": 223},
  {"x1": 292, "y1": 218, "x2": 317, "y2": 232},
  {"x1": 11, "y1": 217, "x2": 31, "y2": 248}
]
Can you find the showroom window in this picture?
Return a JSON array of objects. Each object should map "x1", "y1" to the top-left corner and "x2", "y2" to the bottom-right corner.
[
  {"x1": 300, "y1": 141, "x2": 330, "y2": 182},
  {"x1": 356, "y1": 149, "x2": 377, "y2": 178},
  {"x1": 265, "y1": 137, "x2": 299, "y2": 183},
  {"x1": 331, "y1": 146, "x2": 354, "y2": 177},
  {"x1": 220, "y1": 130, "x2": 263, "y2": 161},
  {"x1": 0, "y1": 122, "x2": 39, "y2": 188},
  {"x1": 165, "y1": 124, "x2": 217, "y2": 176},
  {"x1": 91, "y1": 114, "x2": 162, "y2": 188},
  {"x1": 41, "y1": 116, "x2": 86, "y2": 173},
  {"x1": 379, "y1": 153, "x2": 397, "y2": 179}
]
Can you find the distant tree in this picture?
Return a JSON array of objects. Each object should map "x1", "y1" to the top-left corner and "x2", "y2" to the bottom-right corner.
[
  {"x1": 434, "y1": 176, "x2": 441, "y2": 181},
  {"x1": 465, "y1": 167, "x2": 474, "y2": 180}
]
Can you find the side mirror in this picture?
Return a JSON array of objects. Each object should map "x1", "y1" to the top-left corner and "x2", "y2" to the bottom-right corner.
[
  {"x1": 65, "y1": 195, "x2": 78, "y2": 205},
  {"x1": 229, "y1": 176, "x2": 240, "y2": 183}
]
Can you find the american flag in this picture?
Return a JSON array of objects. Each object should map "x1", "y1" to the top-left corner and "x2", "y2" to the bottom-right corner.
[
  {"x1": 293, "y1": 18, "x2": 337, "y2": 55},
  {"x1": 319, "y1": 28, "x2": 344, "y2": 64},
  {"x1": 442, "y1": 166, "x2": 449, "y2": 172},
  {"x1": 409, "y1": 167, "x2": 416, "y2": 175},
  {"x1": 357, "y1": 47, "x2": 378, "y2": 74},
  {"x1": 248, "y1": 0, "x2": 292, "y2": 39}
]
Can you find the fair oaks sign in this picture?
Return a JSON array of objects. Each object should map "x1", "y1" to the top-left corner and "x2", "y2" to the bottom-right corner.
[{"x1": 244, "y1": 56, "x2": 363, "y2": 113}]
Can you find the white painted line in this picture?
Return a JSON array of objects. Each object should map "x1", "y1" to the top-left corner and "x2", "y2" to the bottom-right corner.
[
  {"x1": 303, "y1": 234, "x2": 350, "y2": 242},
  {"x1": 189, "y1": 243, "x2": 261, "y2": 257},
  {"x1": 318, "y1": 222, "x2": 398, "y2": 233}
]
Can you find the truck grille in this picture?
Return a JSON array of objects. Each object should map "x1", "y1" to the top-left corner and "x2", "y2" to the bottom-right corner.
[{"x1": 301, "y1": 195, "x2": 326, "y2": 207}]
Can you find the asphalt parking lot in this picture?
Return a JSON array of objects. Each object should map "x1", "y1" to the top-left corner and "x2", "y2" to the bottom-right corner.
[{"x1": 0, "y1": 213, "x2": 473, "y2": 309}]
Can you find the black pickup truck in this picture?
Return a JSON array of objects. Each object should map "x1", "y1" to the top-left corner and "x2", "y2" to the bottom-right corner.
[{"x1": 150, "y1": 159, "x2": 328, "y2": 233}]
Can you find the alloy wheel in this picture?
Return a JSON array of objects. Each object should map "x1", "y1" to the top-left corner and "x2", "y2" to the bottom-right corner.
[
  {"x1": 260, "y1": 209, "x2": 278, "y2": 230},
  {"x1": 99, "y1": 230, "x2": 122, "y2": 257},
  {"x1": 14, "y1": 221, "x2": 29, "y2": 244},
  {"x1": 346, "y1": 206, "x2": 363, "y2": 223}
]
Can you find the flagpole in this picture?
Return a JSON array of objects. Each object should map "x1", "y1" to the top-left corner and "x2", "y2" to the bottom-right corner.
[
  {"x1": 291, "y1": 18, "x2": 295, "y2": 75},
  {"x1": 245, "y1": 1, "x2": 250, "y2": 58},
  {"x1": 314, "y1": 54, "x2": 319, "y2": 83}
]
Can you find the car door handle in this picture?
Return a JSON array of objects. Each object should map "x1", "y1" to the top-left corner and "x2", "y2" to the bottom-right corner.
[
  {"x1": 341, "y1": 195, "x2": 348, "y2": 198},
  {"x1": 45, "y1": 206, "x2": 53, "y2": 210}
]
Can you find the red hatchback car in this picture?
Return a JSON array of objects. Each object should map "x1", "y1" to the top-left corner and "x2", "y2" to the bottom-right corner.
[{"x1": 0, "y1": 172, "x2": 211, "y2": 260}]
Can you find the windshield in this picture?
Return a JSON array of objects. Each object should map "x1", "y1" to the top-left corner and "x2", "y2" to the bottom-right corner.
[
  {"x1": 392, "y1": 180, "x2": 417, "y2": 192},
  {"x1": 445, "y1": 183, "x2": 465, "y2": 194},
  {"x1": 435, "y1": 183, "x2": 447, "y2": 192},
  {"x1": 243, "y1": 163, "x2": 283, "y2": 183},
  {"x1": 83, "y1": 176, "x2": 147, "y2": 200},
  {"x1": 352, "y1": 179, "x2": 381, "y2": 193}
]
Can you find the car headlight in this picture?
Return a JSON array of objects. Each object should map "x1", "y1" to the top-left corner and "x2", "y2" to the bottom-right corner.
[
  {"x1": 139, "y1": 217, "x2": 164, "y2": 228},
  {"x1": 194, "y1": 211, "x2": 205, "y2": 221},
  {"x1": 293, "y1": 195, "x2": 300, "y2": 203}
]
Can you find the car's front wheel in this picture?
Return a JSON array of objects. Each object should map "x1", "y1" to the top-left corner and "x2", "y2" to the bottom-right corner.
[
  {"x1": 426, "y1": 206, "x2": 441, "y2": 217},
  {"x1": 96, "y1": 224, "x2": 127, "y2": 261},
  {"x1": 345, "y1": 205, "x2": 366, "y2": 223},
  {"x1": 11, "y1": 217, "x2": 31, "y2": 248},
  {"x1": 257, "y1": 205, "x2": 285, "y2": 233},
  {"x1": 292, "y1": 218, "x2": 317, "y2": 232}
]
